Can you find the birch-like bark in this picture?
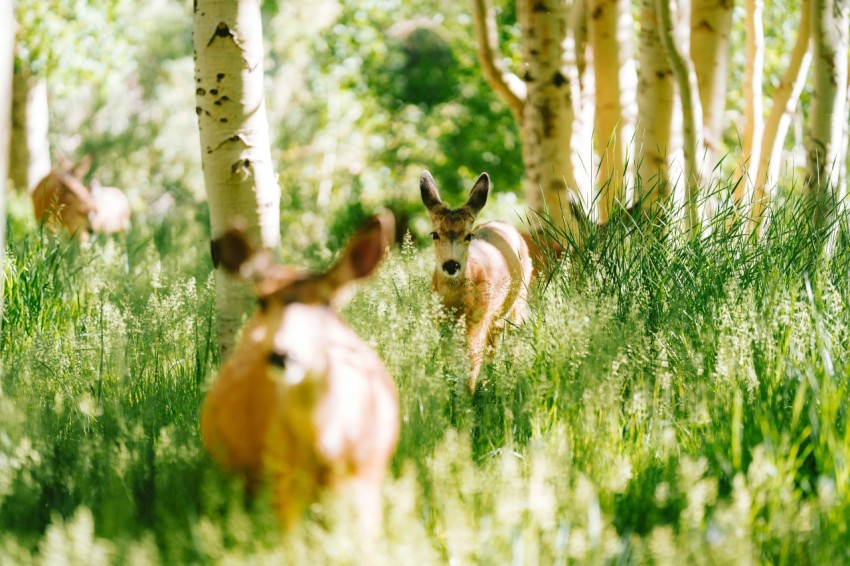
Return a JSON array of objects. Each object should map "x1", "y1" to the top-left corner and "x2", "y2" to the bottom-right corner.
[
  {"x1": 734, "y1": 0, "x2": 765, "y2": 211},
  {"x1": 636, "y1": 0, "x2": 675, "y2": 211},
  {"x1": 657, "y1": 0, "x2": 704, "y2": 238},
  {"x1": 805, "y1": 0, "x2": 849, "y2": 232},
  {"x1": 194, "y1": 0, "x2": 281, "y2": 356},
  {"x1": 690, "y1": 0, "x2": 733, "y2": 168},
  {"x1": 750, "y1": 0, "x2": 812, "y2": 235},
  {"x1": 518, "y1": 0, "x2": 585, "y2": 237},
  {"x1": 590, "y1": 0, "x2": 637, "y2": 223},
  {"x1": 1, "y1": 0, "x2": 13, "y2": 333},
  {"x1": 473, "y1": 0, "x2": 585, "y2": 236},
  {"x1": 10, "y1": 64, "x2": 50, "y2": 192},
  {"x1": 471, "y1": 0, "x2": 527, "y2": 122}
]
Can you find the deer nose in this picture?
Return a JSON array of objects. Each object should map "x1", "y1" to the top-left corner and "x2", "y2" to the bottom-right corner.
[{"x1": 442, "y1": 260, "x2": 461, "y2": 275}]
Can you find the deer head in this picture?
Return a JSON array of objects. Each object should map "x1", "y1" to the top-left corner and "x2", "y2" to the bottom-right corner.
[
  {"x1": 202, "y1": 212, "x2": 399, "y2": 533},
  {"x1": 420, "y1": 170, "x2": 489, "y2": 278}
]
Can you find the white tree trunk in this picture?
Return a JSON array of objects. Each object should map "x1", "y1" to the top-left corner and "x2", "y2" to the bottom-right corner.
[
  {"x1": 734, "y1": 0, "x2": 765, "y2": 211},
  {"x1": 473, "y1": 0, "x2": 586, "y2": 236},
  {"x1": 518, "y1": 0, "x2": 585, "y2": 237},
  {"x1": 805, "y1": 0, "x2": 849, "y2": 232},
  {"x1": 194, "y1": 0, "x2": 281, "y2": 356},
  {"x1": 590, "y1": 0, "x2": 638, "y2": 223},
  {"x1": 10, "y1": 65, "x2": 51, "y2": 192},
  {"x1": 690, "y1": 0, "x2": 733, "y2": 168},
  {"x1": 636, "y1": 0, "x2": 675, "y2": 211},
  {"x1": 657, "y1": 0, "x2": 705, "y2": 238},
  {"x1": 749, "y1": 0, "x2": 812, "y2": 235},
  {"x1": 1, "y1": 0, "x2": 13, "y2": 333}
]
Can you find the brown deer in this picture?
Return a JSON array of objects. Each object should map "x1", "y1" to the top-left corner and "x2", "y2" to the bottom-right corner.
[
  {"x1": 31, "y1": 154, "x2": 130, "y2": 235},
  {"x1": 420, "y1": 171, "x2": 532, "y2": 392},
  {"x1": 201, "y1": 212, "x2": 400, "y2": 536}
]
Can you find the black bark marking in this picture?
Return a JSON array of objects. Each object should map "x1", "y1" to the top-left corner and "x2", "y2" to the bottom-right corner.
[
  {"x1": 591, "y1": 5, "x2": 603, "y2": 19},
  {"x1": 231, "y1": 158, "x2": 252, "y2": 174},
  {"x1": 216, "y1": 73, "x2": 225, "y2": 81},
  {"x1": 541, "y1": 105, "x2": 554, "y2": 137},
  {"x1": 533, "y1": 1, "x2": 547, "y2": 11},
  {"x1": 552, "y1": 71, "x2": 566, "y2": 87},
  {"x1": 220, "y1": 118, "x2": 229, "y2": 123},
  {"x1": 196, "y1": 87, "x2": 206, "y2": 96},
  {"x1": 210, "y1": 89, "x2": 219, "y2": 95},
  {"x1": 695, "y1": 19, "x2": 714, "y2": 32},
  {"x1": 207, "y1": 22, "x2": 235, "y2": 46},
  {"x1": 214, "y1": 95, "x2": 231, "y2": 106},
  {"x1": 524, "y1": 71, "x2": 534, "y2": 82},
  {"x1": 195, "y1": 106, "x2": 202, "y2": 115}
]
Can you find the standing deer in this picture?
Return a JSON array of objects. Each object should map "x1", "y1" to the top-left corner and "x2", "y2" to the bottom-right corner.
[
  {"x1": 201, "y1": 212, "x2": 399, "y2": 536},
  {"x1": 420, "y1": 171, "x2": 532, "y2": 392},
  {"x1": 31, "y1": 154, "x2": 130, "y2": 235}
]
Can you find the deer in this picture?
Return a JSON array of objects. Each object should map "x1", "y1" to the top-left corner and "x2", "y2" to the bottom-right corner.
[
  {"x1": 31, "y1": 154, "x2": 130, "y2": 235},
  {"x1": 200, "y1": 212, "x2": 400, "y2": 537},
  {"x1": 420, "y1": 170, "x2": 533, "y2": 393}
]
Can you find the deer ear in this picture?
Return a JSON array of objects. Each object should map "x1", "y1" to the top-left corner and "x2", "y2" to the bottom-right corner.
[
  {"x1": 327, "y1": 211, "x2": 395, "y2": 288},
  {"x1": 210, "y1": 224, "x2": 275, "y2": 281},
  {"x1": 466, "y1": 173, "x2": 489, "y2": 214},
  {"x1": 420, "y1": 171, "x2": 443, "y2": 211},
  {"x1": 73, "y1": 155, "x2": 93, "y2": 179}
]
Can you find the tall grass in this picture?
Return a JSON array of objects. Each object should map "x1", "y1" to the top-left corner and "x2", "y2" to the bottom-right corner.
[{"x1": 1, "y1": 185, "x2": 849, "y2": 564}]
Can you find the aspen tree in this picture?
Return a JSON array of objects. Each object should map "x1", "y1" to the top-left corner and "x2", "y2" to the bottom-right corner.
[
  {"x1": 734, "y1": 0, "x2": 765, "y2": 213},
  {"x1": 590, "y1": 0, "x2": 638, "y2": 222},
  {"x1": 749, "y1": 0, "x2": 812, "y2": 235},
  {"x1": 1, "y1": 0, "x2": 12, "y2": 331},
  {"x1": 636, "y1": 0, "x2": 675, "y2": 211},
  {"x1": 472, "y1": 0, "x2": 588, "y2": 237},
  {"x1": 194, "y1": 0, "x2": 281, "y2": 355},
  {"x1": 690, "y1": 0, "x2": 733, "y2": 168},
  {"x1": 805, "y1": 0, "x2": 849, "y2": 233},
  {"x1": 9, "y1": 65, "x2": 50, "y2": 192},
  {"x1": 657, "y1": 0, "x2": 704, "y2": 237}
]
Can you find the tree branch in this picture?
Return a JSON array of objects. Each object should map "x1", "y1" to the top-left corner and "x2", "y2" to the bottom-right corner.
[{"x1": 471, "y1": 0, "x2": 526, "y2": 122}]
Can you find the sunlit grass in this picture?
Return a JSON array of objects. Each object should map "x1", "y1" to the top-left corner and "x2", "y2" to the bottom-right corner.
[{"x1": 2, "y1": 185, "x2": 850, "y2": 563}]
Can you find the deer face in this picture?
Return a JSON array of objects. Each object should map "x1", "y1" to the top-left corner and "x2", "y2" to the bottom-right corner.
[
  {"x1": 420, "y1": 171, "x2": 489, "y2": 278},
  {"x1": 211, "y1": 212, "x2": 395, "y2": 388}
]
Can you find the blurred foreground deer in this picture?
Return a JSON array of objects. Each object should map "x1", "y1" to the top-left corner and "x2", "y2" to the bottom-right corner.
[
  {"x1": 201, "y1": 212, "x2": 399, "y2": 536},
  {"x1": 420, "y1": 171, "x2": 532, "y2": 392},
  {"x1": 31, "y1": 154, "x2": 130, "y2": 235}
]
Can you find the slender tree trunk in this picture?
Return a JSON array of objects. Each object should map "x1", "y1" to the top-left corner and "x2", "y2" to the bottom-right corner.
[
  {"x1": 734, "y1": 0, "x2": 765, "y2": 212},
  {"x1": 657, "y1": 0, "x2": 704, "y2": 238},
  {"x1": 10, "y1": 63, "x2": 51, "y2": 192},
  {"x1": 690, "y1": 0, "x2": 733, "y2": 168},
  {"x1": 472, "y1": 0, "x2": 585, "y2": 237},
  {"x1": 471, "y1": 0, "x2": 526, "y2": 122},
  {"x1": 636, "y1": 0, "x2": 675, "y2": 211},
  {"x1": 573, "y1": 0, "x2": 597, "y2": 214},
  {"x1": 194, "y1": 0, "x2": 281, "y2": 356},
  {"x1": 590, "y1": 0, "x2": 637, "y2": 223},
  {"x1": 805, "y1": 0, "x2": 849, "y2": 233},
  {"x1": 750, "y1": 0, "x2": 812, "y2": 235},
  {"x1": 1, "y1": 0, "x2": 13, "y2": 334}
]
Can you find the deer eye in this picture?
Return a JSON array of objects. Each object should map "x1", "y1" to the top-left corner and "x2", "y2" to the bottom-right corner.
[
  {"x1": 431, "y1": 232, "x2": 440, "y2": 240},
  {"x1": 464, "y1": 233, "x2": 474, "y2": 242},
  {"x1": 267, "y1": 351, "x2": 288, "y2": 368}
]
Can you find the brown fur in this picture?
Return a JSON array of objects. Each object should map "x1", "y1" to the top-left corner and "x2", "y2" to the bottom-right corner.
[
  {"x1": 201, "y1": 212, "x2": 399, "y2": 536},
  {"x1": 420, "y1": 171, "x2": 532, "y2": 392},
  {"x1": 31, "y1": 155, "x2": 130, "y2": 235}
]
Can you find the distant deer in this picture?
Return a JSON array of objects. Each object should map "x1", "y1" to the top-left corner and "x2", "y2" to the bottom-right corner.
[
  {"x1": 420, "y1": 171, "x2": 532, "y2": 392},
  {"x1": 201, "y1": 212, "x2": 399, "y2": 536},
  {"x1": 31, "y1": 154, "x2": 130, "y2": 235}
]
